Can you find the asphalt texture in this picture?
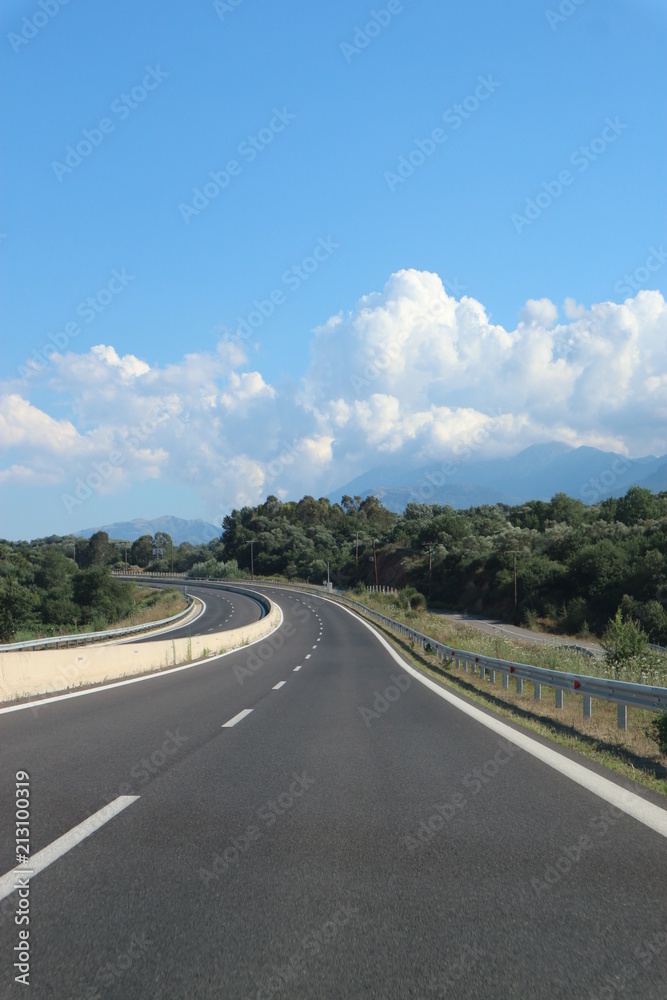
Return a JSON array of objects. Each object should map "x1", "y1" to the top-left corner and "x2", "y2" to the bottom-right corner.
[{"x1": 1, "y1": 585, "x2": 665, "y2": 998}]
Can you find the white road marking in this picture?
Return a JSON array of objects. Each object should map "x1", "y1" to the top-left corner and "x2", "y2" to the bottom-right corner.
[
  {"x1": 222, "y1": 709, "x2": 254, "y2": 728},
  {"x1": 305, "y1": 654, "x2": 311, "y2": 660},
  {"x1": 0, "y1": 796, "x2": 139, "y2": 902},
  {"x1": 273, "y1": 681, "x2": 286, "y2": 689},
  {"x1": 312, "y1": 645, "x2": 317, "y2": 649},
  {"x1": 335, "y1": 602, "x2": 667, "y2": 840},
  {"x1": 293, "y1": 666, "x2": 302, "y2": 672}
]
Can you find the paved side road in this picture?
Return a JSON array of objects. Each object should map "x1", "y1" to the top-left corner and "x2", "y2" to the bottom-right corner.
[
  {"x1": 430, "y1": 606, "x2": 603, "y2": 654},
  {"x1": 0, "y1": 586, "x2": 664, "y2": 997}
]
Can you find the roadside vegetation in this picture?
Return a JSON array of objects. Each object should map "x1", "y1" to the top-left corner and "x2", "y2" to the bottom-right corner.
[
  {"x1": 0, "y1": 532, "x2": 186, "y2": 641},
  {"x1": 2, "y1": 484, "x2": 666, "y2": 649},
  {"x1": 218, "y1": 487, "x2": 667, "y2": 645}
]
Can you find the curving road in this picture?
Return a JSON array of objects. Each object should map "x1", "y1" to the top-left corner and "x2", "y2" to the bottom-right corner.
[
  {"x1": 127, "y1": 580, "x2": 264, "y2": 644},
  {"x1": 0, "y1": 584, "x2": 665, "y2": 998}
]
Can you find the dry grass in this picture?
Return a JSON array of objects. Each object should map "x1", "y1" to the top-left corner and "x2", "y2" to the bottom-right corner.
[{"x1": 111, "y1": 587, "x2": 189, "y2": 630}]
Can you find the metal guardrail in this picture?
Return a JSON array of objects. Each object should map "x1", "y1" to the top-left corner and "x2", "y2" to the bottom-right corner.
[
  {"x1": 0, "y1": 591, "x2": 195, "y2": 652},
  {"x1": 247, "y1": 579, "x2": 667, "y2": 729}
]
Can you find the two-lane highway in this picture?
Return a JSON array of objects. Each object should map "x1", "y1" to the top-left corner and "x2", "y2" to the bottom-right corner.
[{"x1": 1, "y1": 585, "x2": 665, "y2": 998}]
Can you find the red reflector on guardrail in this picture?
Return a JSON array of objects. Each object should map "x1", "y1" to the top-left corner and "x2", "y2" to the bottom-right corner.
[
  {"x1": 510, "y1": 666, "x2": 515, "y2": 673},
  {"x1": 574, "y1": 680, "x2": 580, "y2": 689}
]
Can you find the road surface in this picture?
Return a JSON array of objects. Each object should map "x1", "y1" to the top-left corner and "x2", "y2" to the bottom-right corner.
[{"x1": 1, "y1": 584, "x2": 665, "y2": 998}]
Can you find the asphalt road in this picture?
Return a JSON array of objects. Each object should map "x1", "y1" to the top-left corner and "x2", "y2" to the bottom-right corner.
[
  {"x1": 1, "y1": 585, "x2": 665, "y2": 998},
  {"x1": 128, "y1": 581, "x2": 264, "y2": 644}
]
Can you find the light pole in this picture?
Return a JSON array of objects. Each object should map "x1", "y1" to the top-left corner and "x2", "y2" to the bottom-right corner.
[
  {"x1": 355, "y1": 531, "x2": 359, "y2": 567},
  {"x1": 248, "y1": 540, "x2": 255, "y2": 581},
  {"x1": 372, "y1": 538, "x2": 379, "y2": 587}
]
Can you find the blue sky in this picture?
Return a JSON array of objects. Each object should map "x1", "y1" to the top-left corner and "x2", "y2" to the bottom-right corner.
[{"x1": 1, "y1": 0, "x2": 666, "y2": 539}]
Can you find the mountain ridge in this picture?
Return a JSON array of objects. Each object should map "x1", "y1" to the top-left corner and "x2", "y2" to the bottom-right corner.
[{"x1": 75, "y1": 515, "x2": 220, "y2": 545}]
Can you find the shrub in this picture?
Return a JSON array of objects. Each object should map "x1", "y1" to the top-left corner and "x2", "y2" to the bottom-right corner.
[
  {"x1": 647, "y1": 713, "x2": 667, "y2": 755},
  {"x1": 602, "y1": 609, "x2": 649, "y2": 663},
  {"x1": 399, "y1": 586, "x2": 426, "y2": 611},
  {"x1": 523, "y1": 608, "x2": 540, "y2": 631}
]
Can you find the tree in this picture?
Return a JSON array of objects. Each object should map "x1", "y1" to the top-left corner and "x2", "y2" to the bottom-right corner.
[
  {"x1": 153, "y1": 531, "x2": 172, "y2": 563},
  {"x1": 615, "y1": 486, "x2": 664, "y2": 526},
  {"x1": 130, "y1": 535, "x2": 153, "y2": 568}
]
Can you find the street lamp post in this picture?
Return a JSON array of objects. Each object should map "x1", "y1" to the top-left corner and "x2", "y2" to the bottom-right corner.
[
  {"x1": 372, "y1": 538, "x2": 379, "y2": 587},
  {"x1": 248, "y1": 540, "x2": 255, "y2": 581}
]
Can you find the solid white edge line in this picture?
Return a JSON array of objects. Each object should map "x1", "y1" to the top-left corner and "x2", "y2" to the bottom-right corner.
[
  {"x1": 0, "y1": 795, "x2": 139, "y2": 901},
  {"x1": 272, "y1": 681, "x2": 286, "y2": 689},
  {"x1": 222, "y1": 708, "x2": 254, "y2": 728},
  {"x1": 333, "y1": 602, "x2": 667, "y2": 839},
  {"x1": 0, "y1": 600, "x2": 285, "y2": 715}
]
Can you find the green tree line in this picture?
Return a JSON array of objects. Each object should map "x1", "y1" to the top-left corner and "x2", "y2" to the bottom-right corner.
[{"x1": 1, "y1": 485, "x2": 665, "y2": 642}]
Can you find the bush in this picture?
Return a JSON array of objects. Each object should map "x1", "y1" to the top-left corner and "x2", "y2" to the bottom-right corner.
[
  {"x1": 522, "y1": 608, "x2": 540, "y2": 631},
  {"x1": 399, "y1": 586, "x2": 426, "y2": 611},
  {"x1": 648, "y1": 713, "x2": 667, "y2": 754},
  {"x1": 602, "y1": 609, "x2": 649, "y2": 663}
]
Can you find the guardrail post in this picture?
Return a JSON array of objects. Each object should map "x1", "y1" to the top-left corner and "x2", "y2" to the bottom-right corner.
[
  {"x1": 583, "y1": 696, "x2": 592, "y2": 719},
  {"x1": 534, "y1": 682, "x2": 541, "y2": 701},
  {"x1": 479, "y1": 664, "x2": 485, "y2": 680},
  {"x1": 502, "y1": 671, "x2": 509, "y2": 689},
  {"x1": 555, "y1": 689, "x2": 563, "y2": 709},
  {"x1": 617, "y1": 703, "x2": 628, "y2": 730},
  {"x1": 516, "y1": 677, "x2": 523, "y2": 694},
  {"x1": 489, "y1": 668, "x2": 495, "y2": 683}
]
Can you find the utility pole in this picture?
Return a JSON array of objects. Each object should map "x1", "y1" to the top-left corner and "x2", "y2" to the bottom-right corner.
[
  {"x1": 372, "y1": 537, "x2": 379, "y2": 587},
  {"x1": 355, "y1": 532, "x2": 359, "y2": 567},
  {"x1": 171, "y1": 540, "x2": 174, "y2": 575},
  {"x1": 248, "y1": 540, "x2": 255, "y2": 581},
  {"x1": 327, "y1": 561, "x2": 330, "y2": 591},
  {"x1": 124, "y1": 543, "x2": 127, "y2": 571},
  {"x1": 507, "y1": 550, "x2": 519, "y2": 610},
  {"x1": 424, "y1": 543, "x2": 432, "y2": 602}
]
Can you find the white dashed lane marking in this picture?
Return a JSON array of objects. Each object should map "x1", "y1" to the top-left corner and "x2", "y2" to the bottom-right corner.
[
  {"x1": 293, "y1": 666, "x2": 302, "y2": 672},
  {"x1": 305, "y1": 654, "x2": 311, "y2": 660},
  {"x1": 222, "y1": 709, "x2": 254, "y2": 728},
  {"x1": 273, "y1": 681, "x2": 286, "y2": 690}
]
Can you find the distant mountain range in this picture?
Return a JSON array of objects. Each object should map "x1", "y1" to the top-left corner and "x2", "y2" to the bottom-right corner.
[
  {"x1": 76, "y1": 516, "x2": 220, "y2": 545},
  {"x1": 328, "y1": 443, "x2": 667, "y2": 513}
]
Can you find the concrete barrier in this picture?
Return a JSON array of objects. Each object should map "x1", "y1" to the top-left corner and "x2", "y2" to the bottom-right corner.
[{"x1": 0, "y1": 595, "x2": 281, "y2": 704}]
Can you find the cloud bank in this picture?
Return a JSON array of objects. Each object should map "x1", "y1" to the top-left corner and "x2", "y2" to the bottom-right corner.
[{"x1": 1, "y1": 269, "x2": 665, "y2": 523}]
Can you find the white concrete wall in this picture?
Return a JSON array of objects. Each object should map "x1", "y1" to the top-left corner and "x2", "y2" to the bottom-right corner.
[{"x1": 0, "y1": 601, "x2": 281, "y2": 703}]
